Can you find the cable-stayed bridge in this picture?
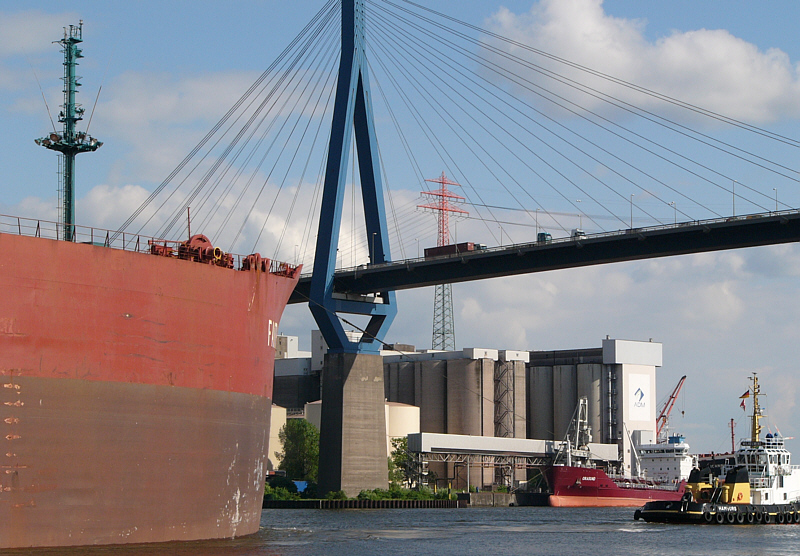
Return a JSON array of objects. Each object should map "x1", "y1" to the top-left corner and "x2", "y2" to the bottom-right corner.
[
  {"x1": 123, "y1": 0, "x2": 800, "y2": 270},
  {"x1": 109, "y1": 0, "x2": 800, "y2": 495},
  {"x1": 110, "y1": 0, "x2": 800, "y2": 347},
  {"x1": 118, "y1": 1, "x2": 800, "y2": 317}
]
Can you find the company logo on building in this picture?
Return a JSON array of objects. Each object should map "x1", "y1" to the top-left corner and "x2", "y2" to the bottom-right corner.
[{"x1": 629, "y1": 373, "x2": 650, "y2": 421}]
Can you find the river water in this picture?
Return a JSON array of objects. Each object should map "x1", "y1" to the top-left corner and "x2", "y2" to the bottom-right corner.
[{"x1": 6, "y1": 507, "x2": 800, "y2": 555}]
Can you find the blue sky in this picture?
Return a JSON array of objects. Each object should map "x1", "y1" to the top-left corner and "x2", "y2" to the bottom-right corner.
[{"x1": 3, "y1": 0, "x2": 800, "y2": 454}]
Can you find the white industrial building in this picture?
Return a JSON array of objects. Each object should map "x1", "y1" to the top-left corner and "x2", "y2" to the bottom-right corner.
[{"x1": 272, "y1": 331, "x2": 662, "y2": 488}]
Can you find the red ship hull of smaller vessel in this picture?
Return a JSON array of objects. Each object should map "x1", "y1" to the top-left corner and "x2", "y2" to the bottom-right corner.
[{"x1": 547, "y1": 465, "x2": 686, "y2": 507}]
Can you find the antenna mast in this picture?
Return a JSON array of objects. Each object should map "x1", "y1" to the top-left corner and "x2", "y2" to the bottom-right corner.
[
  {"x1": 35, "y1": 21, "x2": 103, "y2": 241},
  {"x1": 750, "y1": 372, "x2": 763, "y2": 444}
]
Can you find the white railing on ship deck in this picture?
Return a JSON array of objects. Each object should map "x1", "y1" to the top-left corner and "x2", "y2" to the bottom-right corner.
[
  {"x1": 0, "y1": 213, "x2": 158, "y2": 251},
  {"x1": 0, "y1": 213, "x2": 297, "y2": 275}
]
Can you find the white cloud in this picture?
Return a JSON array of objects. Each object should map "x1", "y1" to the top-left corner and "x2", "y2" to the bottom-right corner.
[
  {"x1": 743, "y1": 244, "x2": 800, "y2": 277},
  {"x1": 678, "y1": 280, "x2": 743, "y2": 325},
  {"x1": 486, "y1": 0, "x2": 800, "y2": 123},
  {"x1": 0, "y1": 195, "x2": 57, "y2": 222},
  {"x1": 80, "y1": 184, "x2": 150, "y2": 230},
  {"x1": 92, "y1": 70, "x2": 264, "y2": 183},
  {"x1": 0, "y1": 11, "x2": 76, "y2": 58}
]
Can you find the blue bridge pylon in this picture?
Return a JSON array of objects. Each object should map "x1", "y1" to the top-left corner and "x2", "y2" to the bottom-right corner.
[{"x1": 309, "y1": 0, "x2": 396, "y2": 354}]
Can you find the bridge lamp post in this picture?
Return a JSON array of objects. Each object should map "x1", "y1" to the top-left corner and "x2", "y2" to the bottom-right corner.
[
  {"x1": 669, "y1": 202, "x2": 676, "y2": 224},
  {"x1": 733, "y1": 180, "x2": 737, "y2": 216},
  {"x1": 535, "y1": 208, "x2": 539, "y2": 235},
  {"x1": 371, "y1": 232, "x2": 376, "y2": 265},
  {"x1": 774, "y1": 188, "x2": 778, "y2": 212},
  {"x1": 630, "y1": 194, "x2": 634, "y2": 229},
  {"x1": 576, "y1": 199, "x2": 582, "y2": 229}
]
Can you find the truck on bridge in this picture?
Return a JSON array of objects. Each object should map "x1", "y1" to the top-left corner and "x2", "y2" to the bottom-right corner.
[{"x1": 424, "y1": 242, "x2": 487, "y2": 258}]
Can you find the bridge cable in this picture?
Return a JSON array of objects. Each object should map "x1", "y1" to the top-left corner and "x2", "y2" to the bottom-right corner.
[
  {"x1": 371, "y1": 7, "x2": 644, "y2": 231},
  {"x1": 115, "y1": 0, "x2": 338, "y2": 240},
  {"x1": 375, "y1": 0, "x2": 791, "y2": 212},
  {"x1": 136, "y1": 0, "x2": 336, "y2": 240},
  {"x1": 371, "y1": 1, "x2": 729, "y2": 222},
  {"x1": 390, "y1": 0, "x2": 800, "y2": 150},
  {"x1": 157, "y1": 5, "x2": 340, "y2": 242},
  {"x1": 372, "y1": 11, "x2": 602, "y2": 236},
  {"x1": 369, "y1": 40, "x2": 514, "y2": 243},
  {"x1": 369, "y1": 4, "x2": 696, "y2": 224}
]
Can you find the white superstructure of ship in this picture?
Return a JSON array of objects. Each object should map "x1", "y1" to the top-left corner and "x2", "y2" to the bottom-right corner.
[{"x1": 638, "y1": 434, "x2": 696, "y2": 484}]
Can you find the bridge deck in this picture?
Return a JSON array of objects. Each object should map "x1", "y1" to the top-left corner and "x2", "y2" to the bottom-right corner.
[{"x1": 289, "y1": 210, "x2": 800, "y2": 304}]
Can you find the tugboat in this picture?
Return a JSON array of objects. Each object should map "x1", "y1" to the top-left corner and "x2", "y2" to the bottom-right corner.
[{"x1": 635, "y1": 373, "x2": 800, "y2": 524}]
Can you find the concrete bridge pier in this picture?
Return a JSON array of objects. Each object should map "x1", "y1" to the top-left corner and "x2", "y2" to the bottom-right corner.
[{"x1": 318, "y1": 352, "x2": 387, "y2": 497}]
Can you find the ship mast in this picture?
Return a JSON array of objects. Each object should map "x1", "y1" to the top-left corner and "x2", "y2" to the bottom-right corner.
[
  {"x1": 35, "y1": 21, "x2": 102, "y2": 241},
  {"x1": 750, "y1": 372, "x2": 763, "y2": 444}
]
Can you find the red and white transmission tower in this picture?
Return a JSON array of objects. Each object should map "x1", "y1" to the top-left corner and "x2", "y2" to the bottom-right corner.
[{"x1": 418, "y1": 172, "x2": 468, "y2": 351}]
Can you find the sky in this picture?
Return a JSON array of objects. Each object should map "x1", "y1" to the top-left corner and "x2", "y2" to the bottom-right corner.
[{"x1": 3, "y1": 0, "x2": 800, "y2": 454}]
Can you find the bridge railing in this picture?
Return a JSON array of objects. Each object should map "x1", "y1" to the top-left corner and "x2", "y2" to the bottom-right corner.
[
  {"x1": 0, "y1": 213, "x2": 298, "y2": 274},
  {"x1": 314, "y1": 208, "x2": 800, "y2": 278}
]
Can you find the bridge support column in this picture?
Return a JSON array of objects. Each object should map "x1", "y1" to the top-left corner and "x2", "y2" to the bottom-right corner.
[{"x1": 318, "y1": 352, "x2": 387, "y2": 497}]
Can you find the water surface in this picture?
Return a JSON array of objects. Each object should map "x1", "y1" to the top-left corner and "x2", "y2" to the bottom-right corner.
[{"x1": 7, "y1": 506, "x2": 800, "y2": 555}]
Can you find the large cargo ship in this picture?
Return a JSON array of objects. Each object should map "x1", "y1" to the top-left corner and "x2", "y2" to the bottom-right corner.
[
  {"x1": 0, "y1": 229, "x2": 300, "y2": 547},
  {"x1": 546, "y1": 397, "x2": 687, "y2": 507},
  {"x1": 0, "y1": 22, "x2": 301, "y2": 548}
]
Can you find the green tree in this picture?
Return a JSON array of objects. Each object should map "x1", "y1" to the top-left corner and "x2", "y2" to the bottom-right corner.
[
  {"x1": 325, "y1": 490, "x2": 348, "y2": 500},
  {"x1": 389, "y1": 436, "x2": 411, "y2": 488},
  {"x1": 276, "y1": 419, "x2": 319, "y2": 481},
  {"x1": 263, "y1": 483, "x2": 300, "y2": 501}
]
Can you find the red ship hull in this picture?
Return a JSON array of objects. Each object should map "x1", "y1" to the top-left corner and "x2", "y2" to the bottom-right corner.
[
  {"x1": 0, "y1": 233, "x2": 299, "y2": 548},
  {"x1": 547, "y1": 466, "x2": 686, "y2": 507}
]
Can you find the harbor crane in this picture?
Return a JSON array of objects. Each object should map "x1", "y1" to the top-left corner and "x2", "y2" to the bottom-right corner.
[{"x1": 656, "y1": 375, "x2": 687, "y2": 443}]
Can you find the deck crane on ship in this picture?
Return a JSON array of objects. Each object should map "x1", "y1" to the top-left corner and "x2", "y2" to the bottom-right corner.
[
  {"x1": 636, "y1": 376, "x2": 695, "y2": 484},
  {"x1": 656, "y1": 376, "x2": 686, "y2": 443}
]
